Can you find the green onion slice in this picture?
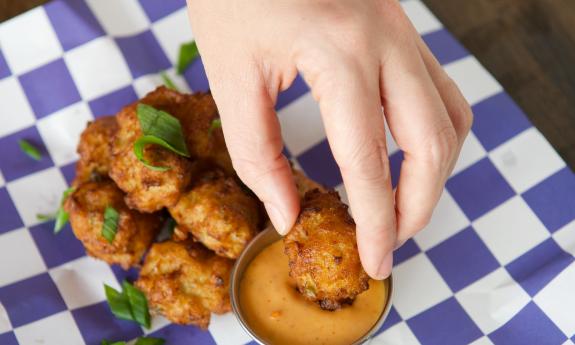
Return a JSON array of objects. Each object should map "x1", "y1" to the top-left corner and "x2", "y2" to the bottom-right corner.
[
  {"x1": 123, "y1": 281, "x2": 151, "y2": 329},
  {"x1": 133, "y1": 136, "x2": 174, "y2": 172},
  {"x1": 19, "y1": 139, "x2": 42, "y2": 161},
  {"x1": 51, "y1": 187, "x2": 75, "y2": 234},
  {"x1": 208, "y1": 118, "x2": 222, "y2": 135},
  {"x1": 160, "y1": 72, "x2": 179, "y2": 91},
  {"x1": 177, "y1": 40, "x2": 199, "y2": 75},
  {"x1": 135, "y1": 337, "x2": 165, "y2": 345},
  {"x1": 36, "y1": 213, "x2": 56, "y2": 221},
  {"x1": 104, "y1": 284, "x2": 133, "y2": 321},
  {"x1": 101, "y1": 340, "x2": 126, "y2": 345},
  {"x1": 101, "y1": 206, "x2": 120, "y2": 243}
]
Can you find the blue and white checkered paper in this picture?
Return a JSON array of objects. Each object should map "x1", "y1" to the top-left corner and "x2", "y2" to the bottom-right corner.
[{"x1": 0, "y1": 0, "x2": 574, "y2": 344}]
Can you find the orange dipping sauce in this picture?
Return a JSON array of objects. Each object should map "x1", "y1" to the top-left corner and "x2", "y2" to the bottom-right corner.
[{"x1": 239, "y1": 240, "x2": 388, "y2": 345}]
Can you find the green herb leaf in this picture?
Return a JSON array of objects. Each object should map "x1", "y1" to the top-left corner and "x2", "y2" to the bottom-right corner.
[
  {"x1": 101, "y1": 206, "x2": 120, "y2": 243},
  {"x1": 160, "y1": 71, "x2": 179, "y2": 91},
  {"x1": 53, "y1": 187, "x2": 75, "y2": 234},
  {"x1": 104, "y1": 284, "x2": 133, "y2": 321},
  {"x1": 36, "y1": 213, "x2": 56, "y2": 221},
  {"x1": 101, "y1": 340, "x2": 126, "y2": 345},
  {"x1": 208, "y1": 118, "x2": 222, "y2": 135},
  {"x1": 123, "y1": 281, "x2": 151, "y2": 329},
  {"x1": 177, "y1": 41, "x2": 199, "y2": 75},
  {"x1": 135, "y1": 337, "x2": 165, "y2": 345},
  {"x1": 18, "y1": 139, "x2": 42, "y2": 161},
  {"x1": 133, "y1": 135, "x2": 173, "y2": 171}
]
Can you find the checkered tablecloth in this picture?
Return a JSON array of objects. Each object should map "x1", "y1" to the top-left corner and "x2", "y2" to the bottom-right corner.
[{"x1": 0, "y1": 0, "x2": 573, "y2": 344}]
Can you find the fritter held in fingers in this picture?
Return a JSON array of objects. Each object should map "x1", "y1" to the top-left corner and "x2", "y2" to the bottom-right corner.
[
  {"x1": 74, "y1": 116, "x2": 117, "y2": 185},
  {"x1": 284, "y1": 189, "x2": 369, "y2": 310},
  {"x1": 292, "y1": 168, "x2": 325, "y2": 199},
  {"x1": 135, "y1": 240, "x2": 233, "y2": 329},
  {"x1": 169, "y1": 170, "x2": 261, "y2": 259},
  {"x1": 64, "y1": 179, "x2": 163, "y2": 269}
]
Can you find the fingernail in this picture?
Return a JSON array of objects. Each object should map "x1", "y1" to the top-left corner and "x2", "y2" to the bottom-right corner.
[
  {"x1": 375, "y1": 252, "x2": 393, "y2": 280},
  {"x1": 265, "y1": 203, "x2": 288, "y2": 235}
]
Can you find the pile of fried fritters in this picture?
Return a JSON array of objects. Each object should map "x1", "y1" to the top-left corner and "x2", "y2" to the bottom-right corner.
[{"x1": 65, "y1": 86, "x2": 369, "y2": 330}]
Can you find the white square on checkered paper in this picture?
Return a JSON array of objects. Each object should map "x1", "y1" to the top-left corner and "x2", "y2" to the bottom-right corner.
[
  {"x1": 474, "y1": 196, "x2": 549, "y2": 265},
  {"x1": 455, "y1": 268, "x2": 530, "y2": 334},
  {"x1": 0, "y1": 228, "x2": 46, "y2": 287},
  {"x1": 37, "y1": 102, "x2": 93, "y2": 166},
  {"x1": 0, "y1": 300, "x2": 12, "y2": 334},
  {"x1": 209, "y1": 312, "x2": 253, "y2": 345},
  {"x1": 414, "y1": 189, "x2": 469, "y2": 251},
  {"x1": 14, "y1": 311, "x2": 84, "y2": 345},
  {"x1": 452, "y1": 132, "x2": 487, "y2": 176},
  {"x1": 445, "y1": 56, "x2": 502, "y2": 106},
  {"x1": 65, "y1": 36, "x2": 132, "y2": 100},
  {"x1": 534, "y1": 263, "x2": 575, "y2": 336},
  {"x1": 0, "y1": 77, "x2": 36, "y2": 137},
  {"x1": 0, "y1": 7, "x2": 62, "y2": 75},
  {"x1": 152, "y1": 8, "x2": 194, "y2": 65},
  {"x1": 470, "y1": 337, "x2": 495, "y2": 345},
  {"x1": 401, "y1": 0, "x2": 442, "y2": 36},
  {"x1": 393, "y1": 253, "x2": 451, "y2": 319},
  {"x1": 132, "y1": 70, "x2": 190, "y2": 98},
  {"x1": 489, "y1": 128, "x2": 565, "y2": 193},
  {"x1": 7, "y1": 167, "x2": 68, "y2": 227},
  {"x1": 50, "y1": 256, "x2": 119, "y2": 310},
  {"x1": 86, "y1": 0, "x2": 149, "y2": 37},
  {"x1": 372, "y1": 322, "x2": 420, "y2": 345},
  {"x1": 278, "y1": 93, "x2": 326, "y2": 156},
  {"x1": 553, "y1": 220, "x2": 575, "y2": 256}
]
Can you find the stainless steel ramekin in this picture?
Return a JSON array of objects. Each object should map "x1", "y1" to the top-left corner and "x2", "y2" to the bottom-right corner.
[{"x1": 230, "y1": 226, "x2": 395, "y2": 345}]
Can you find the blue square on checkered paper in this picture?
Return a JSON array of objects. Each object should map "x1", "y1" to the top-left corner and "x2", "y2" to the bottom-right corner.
[
  {"x1": 446, "y1": 157, "x2": 515, "y2": 220},
  {"x1": 0, "y1": 126, "x2": 54, "y2": 182},
  {"x1": 139, "y1": 0, "x2": 186, "y2": 22},
  {"x1": 0, "y1": 273, "x2": 67, "y2": 328},
  {"x1": 60, "y1": 161, "x2": 77, "y2": 185},
  {"x1": 471, "y1": 93, "x2": 531, "y2": 151},
  {"x1": 408, "y1": 297, "x2": 482, "y2": 345},
  {"x1": 374, "y1": 306, "x2": 402, "y2": 336},
  {"x1": 72, "y1": 301, "x2": 143, "y2": 344},
  {"x1": 29, "y1": 222, "x2": 85, "y2": 268},
  {"x1": 488, "y1": 302, "x2": 566, "y2": 345},
  {"x1": 45, "y1": 0, "x2": 105, "y2": 51},
  {"x1": 389, "y1": 150, "x2": 403, "y2": 188},
  {"x1": 112, "y1": 265, "x2": 140, "y2": 284},
  {"x1": 422, "y1": 29, "x2": 468, "y2": 66},
  {"x1": 0, "y1": 332, "x2": 18, "y2": 345},
  {"x1": 183, "y1": 58, "x2": 210, "y2": 92},
  {"x1": 297, "y1": 139, "x2": 343, "y2": 188},
  {"x1": 276, "y1": 74, "x2": 310, "y2": 110},
  {"x1": 505, "y1": 238, "x2": 573, "y2": 296},
  {"x1": 0, "y1": 188, "x2": 23, "y2": 234},
  {"x1": 394, "y1": 239, "x2": 420, "y2": 266},
  {"x1": 89, "y1": 85, "x2": 138, "y2": 117},
  {"x1": 427, "y1": 227, "x2": 499, "y2": 292},
  {"x1": 149, "y1": 323, "x2": 216, "y2": 345},
  {"x1": 0, "y1": 49, "x2": 10, "y2": 80},
  {"x1": 19, "y1": 59, "x2": 81, "y2": 119},
  {"x1": 523, "y1": 167, "x2": 575, "y2": 233},
  {"x1": 116, "y1": 31, "x2": 171, "y2": 79}
]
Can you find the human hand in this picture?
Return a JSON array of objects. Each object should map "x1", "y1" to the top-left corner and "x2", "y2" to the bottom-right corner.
[{"x1": 187, "y1": 0, "x2": 472, "y2": 279}]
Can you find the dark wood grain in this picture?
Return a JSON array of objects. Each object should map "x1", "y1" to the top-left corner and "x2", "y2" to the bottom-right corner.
[{"x1": 1, "y1": 0, "x2": 574, "y2": 169}]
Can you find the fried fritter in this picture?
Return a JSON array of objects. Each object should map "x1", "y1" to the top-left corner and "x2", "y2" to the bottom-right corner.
[
  {"x1": 135, "y1": 240, "x2": 233, "y2": 329},
  {"x1": 64, "y1": 179, "x2": 163, "y2": 269},
  {"x1": 74, "y1": 116, "x2": 117, "y2": 185},
  {"x1": 292, "y1": 168, "x2": 325, "y2": 199},
  {"x1": 169, "y1": 170, "x2": 261, "y2": 259},
  {"x1": 284, "y1": 189, "x2": 369, "y2": 310}
]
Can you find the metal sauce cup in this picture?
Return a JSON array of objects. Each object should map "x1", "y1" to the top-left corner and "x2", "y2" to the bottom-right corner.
[{"x1": 230, "y1": 226, "x2": 395, "y2": 345}]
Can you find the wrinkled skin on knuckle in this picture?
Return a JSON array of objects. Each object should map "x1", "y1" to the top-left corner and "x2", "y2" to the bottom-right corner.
[{"x1": 337, "y1": 135, "x2": 391, "y2": 186}]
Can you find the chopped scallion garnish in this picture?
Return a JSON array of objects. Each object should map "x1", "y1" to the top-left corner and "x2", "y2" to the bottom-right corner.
[
  {"x1": 38, "y1": 187, "x2": 75, "y2": 234},
  {"x1": 101, "y1": 340, "x2": 126, "y2": 345},
  {"x1": 104, "y1": 282, "x2": 151, "y2": 329},
  {"x1": 208, "y1": 118, "x2": 222, "y2": 135},
  {"x1": 19, "y1": 139, "x2": 42, "y2": 161},
  {"x1": 160, "y1": 72, "x2": 179, "y2": 91},
  {"x1": 135, "y1": 337, "x2": 165, "y2": 345},
  {"x1": 101, "y1": 206, "x2": 120, "y2": 243},
  {"x1": 177, "y1": 41, "x2": 199, "y2": 75}
]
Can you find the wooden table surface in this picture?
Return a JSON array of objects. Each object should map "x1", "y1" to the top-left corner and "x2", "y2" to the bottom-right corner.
[{"x1": 1, "y1": 0, "x2": 574, "y2": 170}]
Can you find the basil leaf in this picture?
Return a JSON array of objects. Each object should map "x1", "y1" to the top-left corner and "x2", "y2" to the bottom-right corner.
[
  {"x1": 19, "y1": 139, "x2": 42, "y2": 161},
  {"x1": 135, "y1": 337, "x2": 165, "y2": 345},
  {"x1": 177, "y1": 41, "x2": 199, "y2": 75},
  {"x1": 104, "y1": 284, "x2": 133, "y2": 321},
  {"x1": 101, "y1": 206, "x2": 120, "y2": 243},
  {"x1": 208, "y1": 118, "x2": 222, "y2": 135},
  {"x1": 160, "y1": 72, "x2": 179, "y2": 91},
  {"x1": 123, "y1": 281, "x2": 151, "y2": 329}
]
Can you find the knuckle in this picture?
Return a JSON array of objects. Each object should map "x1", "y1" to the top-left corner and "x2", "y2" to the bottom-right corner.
[
  {"x1": 337, "y1": 136, "x2": 391, "y2": 186},
  {"x1": 424, "y1": 120, "x2": 458, "y2": 169}
]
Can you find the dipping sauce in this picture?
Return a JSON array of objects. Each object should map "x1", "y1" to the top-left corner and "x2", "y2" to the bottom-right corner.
[{"x1": 239, "y1": 240, "x2": 388, "y2": 345}]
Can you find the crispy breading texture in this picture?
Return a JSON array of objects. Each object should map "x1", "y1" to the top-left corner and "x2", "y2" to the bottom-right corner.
[
  {"x1": 292, "y1": 168, "x2": 326, "y2": 199},
  {"x1": 74, "y1": 116, "x2": 117, "y2": 185},
  {"x1": 135, "y1": 240, "x2": 233, "y2": 329},
  {"x1": 169, "y1": 170, "x2": 261, "y2": 259},
  {"x1": 64, "y1": 179, "x2": 163, "y2": 269},
  {"x1": 284, "y1": 189, "x2": 369, "y2": 310}
]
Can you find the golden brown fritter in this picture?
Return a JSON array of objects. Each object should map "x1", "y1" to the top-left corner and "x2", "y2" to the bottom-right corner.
[
  {"x1": 169, "y1": 170, "x2": 261, "y2": 259},
  {"x1": 135, "y1": 240, "x2": 233, "y2": 329},
  {"x1": 292, "y1": 168, "x2": 325, "y2": 199},
  {"x1": 284, "y1": 189, "x2": 369, "y2": 310},
  {"x1": 64, "y1": 179, "x2": 163, "y2": 269},
  {"x1": 74, "y1": 116, "x2": 117, "y2": 185}
]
